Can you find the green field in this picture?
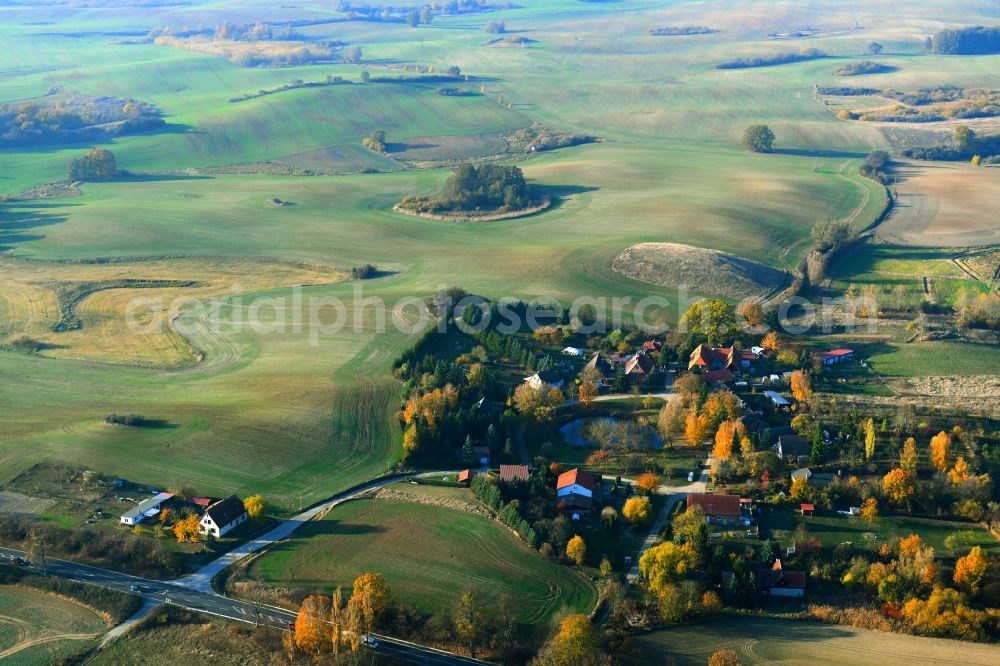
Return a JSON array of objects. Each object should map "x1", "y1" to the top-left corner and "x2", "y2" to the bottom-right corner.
[
  {"x1": 1, "y1": 0, "x2": 998, "y2": 510},
  {"x1": 247, "y1": 498, "x2": 597, "y2": 633},
  {"x1": 0, "y1": 586, "x2": 107, "y2": 665},
  {"x1": 635, "y1": 615, "x2": 1000, "y2": 665}
]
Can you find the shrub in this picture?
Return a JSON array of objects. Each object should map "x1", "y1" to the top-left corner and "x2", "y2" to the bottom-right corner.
[{"x1": 68, "y1": 147, "x2": 117, "y2": 181}]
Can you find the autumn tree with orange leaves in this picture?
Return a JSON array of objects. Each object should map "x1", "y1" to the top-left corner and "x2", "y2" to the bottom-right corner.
[
  {"x1": 636, "y1": 472, "x2": 660, "y2": 494},
  {"x1": 350, "y1": 572, "x2": 392, "y2": 638},
  {"x1": 790, "y1": 370, "x2": 812, "y2": 404},
  {"x1": 954, "y1": 546, "x2": 988, "y2": 592},
  {"x1": 295, "y1": 595, "x2": 331, "y2": 655},
  {"x1": 930, "y1": 431, "x2": 950, "y2": 472},
  {"x1": 882, "y1": 468, "x2": 916, "y2": 506},
  {"x1": 948, "y1": 456, "x2": 970, "y2": 484},
  {"x1": 173, "y1": 514, "x2": 201, "y2": 542},
  {"x1": 713, "y1": 419, "x2": 745, "y2": 460}
]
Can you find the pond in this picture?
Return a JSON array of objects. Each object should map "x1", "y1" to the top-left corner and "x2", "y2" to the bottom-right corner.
[{"x1": 559, "y1": 416, "x2": 664, "y2": 450}]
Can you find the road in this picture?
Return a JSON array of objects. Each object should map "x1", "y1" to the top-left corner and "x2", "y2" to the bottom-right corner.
[
  {"x1": 0, "y1": 473, "x2": 491, "y2": 666},
  {"x1": 623, "y1": 457, "x2": 712, "y2": 586}
]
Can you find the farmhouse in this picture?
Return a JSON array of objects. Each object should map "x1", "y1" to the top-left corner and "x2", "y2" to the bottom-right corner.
[
  {"x1": 758, "y1": 559, "x2": 806, "y2": 597},
  {"x1": 687, "y1": 493, "x2": 742, "y2": 526},
  {"x1": 641, "y1": 339, "x2": 664, "y2": 354},
  {"x1": 120, "y1": 492, "x2": 174, "y2": 526},
  {"x1": 580, "y1": 352, "x2": 613, "y2": 382},
  {"x1": 200, "y1": 495, "x2": 248, "y2": 537},
  {"x1": 688, "y1": 344, "x2": 738, "y2": 372},
  {"x1": 556, "y1": 468, "x2": 595, "y2": 498},
  {"x1": 523, "y1": 369, "x2": 564, "y2": 391},
  {"x1": 820, "y1": 348, "x2": 854, "y2": 366},
  {"x1": 624, "y1": 352, "x2": 654, "y2": 377},
  {"x1": 778, "y1": 435, "x2": 810, "y2": 461},
  {"x1": 499, "y1": 464, "x2": 530, "y2": 483}
]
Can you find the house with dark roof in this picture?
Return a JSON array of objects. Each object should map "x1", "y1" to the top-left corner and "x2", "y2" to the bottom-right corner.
[
  {"x1": 523, "y1": 370, "x2": 564, "y2": 391},
  {"x1": 200, "y1": 495, "x2": 247, "y2": 537},
  {"x1": 557, "y1": 468, "x2": 595, "y2": 499},
  {"x1": 624, "y1": 352, "x2": 654, "y2": 378},
  {"x1": 702, "y1": 369, "x2": 734, "y2": 385},
  {"x1": 688, "y1": 345, "x2": 738, "y2": 372},
  {"x1": 687, "y1": 493, "x2": 742, "y2": 526},
  {"x1": 580, "y1": 352, "x2": 613, "y2": 381},
  {"x1": 758, "y1": 559, "x2": 806, "y2": 597},
  {"x1": 498, "y1": 464, "x2": 529, "y2": 483},
  {"x1": 777, "y1": 435, "x2": 810, "y2": 461}
]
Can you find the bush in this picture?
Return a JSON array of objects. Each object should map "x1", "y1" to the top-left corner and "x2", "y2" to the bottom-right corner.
[
  {"x1": 104, "y1": 413, "x2": 147, "y2": 427},
  {"x1": 742, "y1": 124, "x2": 775, "y2": 152},
  {"x1": 833, "y1": 60, "x2": 893, "y2": 76}
]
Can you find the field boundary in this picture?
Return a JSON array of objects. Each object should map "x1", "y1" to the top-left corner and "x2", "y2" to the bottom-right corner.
[{"x1": 392, "y1": 197, "x2": 551, "y2": 222}]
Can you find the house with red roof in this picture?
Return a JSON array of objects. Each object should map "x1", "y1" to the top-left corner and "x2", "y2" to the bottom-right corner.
[
  {"x1": 499, "y1": 464, "x2": 529, "y2": 483},
  {"x1": 688, "y1": 344, "x2": 739, "y2": 373},
  {"x1": 758, "y1": 559, "x2": 806, "y2": 597},
  {"x1": 687, "y1": 493, "x2": 742, "y2": 526},
  {"x1": 458, "y1": 469, "x2": 477, "y2": 484},
  {"x1": 556, "y1": 468, "x2": 595, "y2": 499}
]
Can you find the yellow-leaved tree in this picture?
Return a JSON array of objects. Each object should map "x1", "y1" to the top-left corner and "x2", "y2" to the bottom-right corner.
[
  {"x1": 947, "y1": 456, "x2": 970, "y2": 484},
  {"x1": 243, "y1": 494, "x2": 266, "y2": 520},
  {"x1": 790, "y1": 370, "x2": 812, "y2": 404},
  {"x1": 860, "y1": 497, "x2": 879, "y2": 522},
  {"x1": 565, "y1": 535, "x2": 586, "y2": 566},
  {"x1": 930, "y1": 431, "x2": 950, "y2": 472},
  {"x1": 639, "y1": 541, "x2": 697, "y2": 594},
  {"x1": 900, "y1": 437, "x2": 918, "y2": 472},
  {"x1": 533, "y1": 614, "x2": 604, "y2": 666},
  {"x1": 622, "y1": 496, "x2": 651, "y2": 526},
  {"x1": 350, "y1": 572, "x2": 391, "y2": 638},
  {"x1": 295, "y1": 595, "x2": 331, "y2": 655},
  {"x1": 953, "y1": 546, "x2": 988, "y2": 592},
  {"x1": 882, "y1": 468, "x2": 915, "y2": 506}
]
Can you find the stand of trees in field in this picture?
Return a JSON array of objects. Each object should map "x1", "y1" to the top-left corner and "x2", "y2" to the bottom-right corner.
[
  {"x1": 397, "y1": 163, "x2": 534, "y2": 214},
  {"x1": 833, "y1": 60, "x2": 893, "y2": 76},
  {"x1": 716, "y1": 48, "x2": 825, "y2": 69},
  {"x1": 904, "y1": 126, "x2": 1000, "y2": 163},
  {"x1": 648, "y1": 25, "x2": 717, "y2": 36},
  {"x1": 69, "y1": 147, "x2": 118, "y2": 181},
  {"x1": 0, "y1": 92, "x2": 162, "y2": 147},
  {"x1": 931, "y1": 25, "x2": 1000, "y2": 54}
]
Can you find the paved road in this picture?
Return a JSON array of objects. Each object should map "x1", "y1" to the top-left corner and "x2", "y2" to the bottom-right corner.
[
  {"x1": 0, "y1": 473, "x2": 490, "y2": 666},
  {"x1": 624, "y1": 458, "x2": 712, "y2": 586}
]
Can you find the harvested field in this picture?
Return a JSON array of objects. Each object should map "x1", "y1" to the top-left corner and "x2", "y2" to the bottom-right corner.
[
  {"x1": 636, "y1": 615, "x2": 1000, "y2": 665},
  {"x1": 876, "y1": 161, "x2": 1000, "y2": 247},
  {"x1": 0, "y1": 586, "x2": 106, "y2": 664},
  {"x1": 0, "y1": 257, "x2": 346, "y2": 368},
  {"x1": 612, "y1": 242, "x2": 787, "y2": 300},
  {"x1": 892, "y1": 374, "x2": 1000, "y2": 400}
]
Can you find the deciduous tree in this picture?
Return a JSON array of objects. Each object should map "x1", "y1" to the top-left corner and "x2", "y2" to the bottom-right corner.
[
  {"x1": 639, "y1": 541, "x2": 697, "y2": 593},
  {"x1": 565, "y1": 535, "x2": 586, "y2": 566},
  {"x1": 708, "y1": 649, "x2": 742, "y2": 666},
  {"x1": 790, "y1": 370, "x2": 812, "y2": 404},
  {"x1": 953, "y1": 546, "x2": 988, "y2": 592},
  {"x1": 243, "y1": 494, "x2": 266, "y2": 520},
  {"x1": 351, "y1": 572, "x2": 391, "y2": 637},
  {"x1": 900, "y1": 437, "x2": 918, "y2": 472},
  {"x1": 454, "y1": 590, "x2": 484, "y2": 657},
  {"x1": 882, "y1": 468, "x2": 915, "y2": 505},
  {"x1": 532, "y1": 614, "x2": 604, "y2": 666},
  {"x1": 864, "y1": 417, "x2": 876, "y2": 460},
  {"x1": 295, "y1": 595, "x2": 331, "y2": 655},
  {"x1": 636, "y1": 472, "x2": 660, "y2": 494},
  {"x1": 948, "y1": 456, "x2": 970, "y2": 484},
  {"x1": 930, "y1": 431, "x2": 950, "y2": 472},
  {"x1": 860, "y1": 497, "x2": 879, "y2": 522},
  {"x1": 742, "y1": 124, "x2": 775, "y2": 152},
  {"x1": 623, "y1": 496, "x2": 651, "y2": 526}
]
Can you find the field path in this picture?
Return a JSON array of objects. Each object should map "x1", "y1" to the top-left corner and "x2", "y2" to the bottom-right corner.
[{"x1": 0, "y1": 632, "x2": 101, "y2": 660}]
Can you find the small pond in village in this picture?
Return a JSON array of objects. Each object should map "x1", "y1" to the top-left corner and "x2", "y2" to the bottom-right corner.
[{"x1": 559, "y1": 416, "x2": 664, "y2": 450}]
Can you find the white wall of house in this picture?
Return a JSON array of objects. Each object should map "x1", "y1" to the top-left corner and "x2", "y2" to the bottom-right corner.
[{"x1": 200, "y1": 512, "x2": 247, "y2": 537}]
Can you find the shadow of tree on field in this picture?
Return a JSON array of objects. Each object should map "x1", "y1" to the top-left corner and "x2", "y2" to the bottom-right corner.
[
  {"x1": 0, "y1": 203, "x2": 74, "y2": 250},
  {"x1": 771, "y1": 148, "x2": 868, "y2": 160}
]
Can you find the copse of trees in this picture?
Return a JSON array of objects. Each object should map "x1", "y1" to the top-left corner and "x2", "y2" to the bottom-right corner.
[
  {"x1": 833, "y1": 60, "x2": 892, "y2": 76},
  {"x1": 931, "y1": 25, "x2": 1000, "y2": 55},
  {"x1": 742, "y1": 124, "x2": 775, "y2": 152},
  {"x1": 716, "y1": 48, "x2": 825, "y2": 69},
  {"x1": 0, "y1": 93, "x2": 163, "y2": 147},
  {"x1": 362, "y1": 129, "x2": 386, "y2": 152},
  {"x1": 398, "y1": 163, "x2": 533, "y2": 214},
  {"x1": 69, "y1": 147, "x2": 118, "y2": 181},
  {"x1": 858, "y1": 150, "x2": 890, "y2": 183}
]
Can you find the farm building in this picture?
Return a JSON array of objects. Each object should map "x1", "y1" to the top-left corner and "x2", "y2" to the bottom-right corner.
[
  {"x1": 701, "y1": 369, "x2": 734, "y2": 385},
  {"x1": 200, "y1": 495, "x2": 247, "y2": 537},
  {"x1": 687, "y1": 493, "x2": 742, "y2": 526},
  {"x1": 642, "y1": 339, "x2": 664, "y2": 354},
  {"x1": 624, "y1": 352, "x2": 654, "y2": 377},
  {"x1": 499, "y1": 464, "x2": 530, "y2": 483},
  {"x1": 758, "y1": 560, "x2": 806, "y2": 597},
  {"x1": 764, "y1": 390, "x2": 791, "y2": 407},
  {"x1": 800, "y1": 503, "x2": 815, "y2": 516},
  {"x1": 688, "y1": 345, "x2": 738, "y2": 372},
  {"x1": 556, "y1": 468, "x2": 595, "y2": 498},
  {"x1": 120, "y1": 492, "x2": 174, "y2": 526},
  {"x1": 820, "y1": 348, "x2": 854, "y2": 366}
]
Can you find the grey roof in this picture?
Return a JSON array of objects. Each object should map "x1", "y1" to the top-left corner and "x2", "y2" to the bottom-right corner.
[{"x1": 779, "y1": 435, "x2": 810, "y2": 456}]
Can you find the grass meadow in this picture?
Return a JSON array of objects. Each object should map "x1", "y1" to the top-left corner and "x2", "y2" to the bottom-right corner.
[
  {"x1": 0, "y1": 586, "x2": 106, "y2": 665},
  {"x1": 248, "y1": 498, "x2": 597, "y2": 634},
  {"x1": 0, "y1": 0, "x2": 997, "y2": 511}
]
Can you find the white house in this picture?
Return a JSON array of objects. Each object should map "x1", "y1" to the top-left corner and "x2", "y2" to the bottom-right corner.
[
  {"x1": 200, "y1": 495, "x2": 248, "y2": 537},
  {"x1": 120, "y1": 492, "x2": 173, "y2": 526},
  {"x1": 556, "y1": 468, "x2": 595, "y2": 498},
  {"x1": 561, "y1": 346, "x2": 584, "y2": 357},
  {"x1": 522, "y1": 370, "x2": 564, "y2": 391}
]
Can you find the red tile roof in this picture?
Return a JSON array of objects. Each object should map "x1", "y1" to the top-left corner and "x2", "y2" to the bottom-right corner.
[
  {"x1": 625, "y1": 353, "x2": 654, "y2": 375},
  {"x1": 499, "y1": 464, "x2": 529, "y2": 482},
  {"x1": 821, "y1": 348, "x2": 854, "y2": 358},
  {"x1": 800, "y1": 503, "x2": 815, "y2": 512},
  {"x1": 759, "y1": 559, "x2": 806, "y2": 589},
  {"x1": 687, "y1": 493, "x2": 741, "y2": 517},
  {"x1": 557, "y1": 468, "x2": 595, "y2": 491},
  {"x1": 458, "y1": 469, "x2": 476, "y2": 482},
  {"x1": 688, "y1": 344, "x2": 738, "y2": 371},
  {"x1": 701, "y1": 369, "x2": 734, "y2": 384}
]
